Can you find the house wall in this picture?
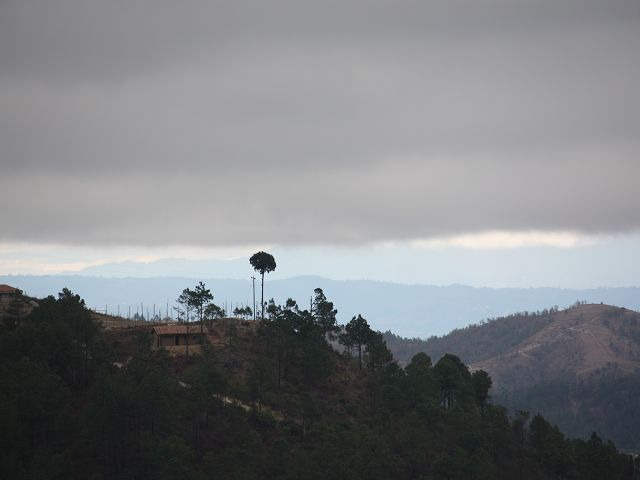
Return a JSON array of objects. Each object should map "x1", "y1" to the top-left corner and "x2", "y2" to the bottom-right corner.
[
  {"x1": 153, "y1": 333, "x2": 205, "y2": 353},
  {"x1": 158, "y1": 335, "x2": 177, "y2": 347}
]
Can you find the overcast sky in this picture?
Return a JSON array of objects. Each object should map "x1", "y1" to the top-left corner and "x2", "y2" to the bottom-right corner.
[{"x1": 1, "y1": 0, "x2": 639, "y2": 284}]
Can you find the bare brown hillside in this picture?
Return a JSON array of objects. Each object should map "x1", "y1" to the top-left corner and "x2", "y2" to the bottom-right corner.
[{"x1": 471, "y1": 304, "x2": 640, "y2": 391}]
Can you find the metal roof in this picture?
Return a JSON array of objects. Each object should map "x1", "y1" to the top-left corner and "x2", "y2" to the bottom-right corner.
[{"x1": 0, "y1": 284, "x2": 18, "y2": 294}]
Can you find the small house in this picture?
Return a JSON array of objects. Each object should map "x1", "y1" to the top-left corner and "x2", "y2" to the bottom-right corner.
[
  {"x1": 0, "y1": 284, "x2": 20, "y2": 303},
  {"x1": 151, "y1": 324, "x2": 208, "y2": 355}
]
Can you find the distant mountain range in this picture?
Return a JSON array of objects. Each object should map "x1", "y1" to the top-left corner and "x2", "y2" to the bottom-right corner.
[
  {"x1": 386, "y1": 304, "x2": 640, "y2": 450},
  {"x1": 1, "y1": 274, "x2": 639, "y2": 337},
  {"x1": 69, "y1": 257, "x2": 250, "y2": 279}
]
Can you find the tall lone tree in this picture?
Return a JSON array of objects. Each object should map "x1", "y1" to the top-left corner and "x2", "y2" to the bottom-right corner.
[{"x1": 249, "y1": 251, "x2": 277, "y2": 319}]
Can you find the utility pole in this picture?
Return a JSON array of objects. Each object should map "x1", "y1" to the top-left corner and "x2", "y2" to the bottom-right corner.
[{"x1": 251, "y1": 276, "x2": 256, "y2": 320}]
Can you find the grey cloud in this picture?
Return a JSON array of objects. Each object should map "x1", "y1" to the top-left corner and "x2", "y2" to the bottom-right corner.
[
  {"x1": 1, "y1": 1, "x2": 638, "y2": 82},
  {"x1": 0, "y1": 0, "x2": 639, "y2": 245},
  {"x1": 2, "y1": 154, "x2": 638, "y2": 246}
]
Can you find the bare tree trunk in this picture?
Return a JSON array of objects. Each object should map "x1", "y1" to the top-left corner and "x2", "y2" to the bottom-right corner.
[
  {"x1": 277, "y1": 353, "x2": 282, "y2": 389},
  {"x1": 261, "y1": 272, "x2": 265, "y2": 319}
]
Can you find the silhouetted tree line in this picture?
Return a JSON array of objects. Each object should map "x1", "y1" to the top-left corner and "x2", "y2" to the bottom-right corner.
[{"x1": 495, "y1": 366, "x2": 640, "y2": 452}]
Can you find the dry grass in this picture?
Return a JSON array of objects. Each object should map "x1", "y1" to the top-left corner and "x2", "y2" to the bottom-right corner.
[{"x1": 471, "y1": 304, "x2": 640, "y2": 391}]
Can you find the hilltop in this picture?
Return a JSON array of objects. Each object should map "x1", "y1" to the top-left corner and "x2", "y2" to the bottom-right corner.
[
  {"x1": 386, "y1": 304, "x2": 640, "y2": 450},
  {"x1": 470, "y1": 304, "x2": 640, "y2": 389}
]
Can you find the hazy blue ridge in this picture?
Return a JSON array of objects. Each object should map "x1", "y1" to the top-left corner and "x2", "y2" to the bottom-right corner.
[{"x1": 2, "y1": 274, "x2": 639, "y2": 337}]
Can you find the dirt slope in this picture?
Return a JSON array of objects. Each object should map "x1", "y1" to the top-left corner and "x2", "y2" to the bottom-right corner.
[{"x1": 471, "y1": 304, "x2": 640, "y2": 391}]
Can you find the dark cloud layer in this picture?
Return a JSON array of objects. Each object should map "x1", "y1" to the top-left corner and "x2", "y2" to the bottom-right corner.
[{"x1": 1, "y1": 0, "x2": 639, "y2": 246}]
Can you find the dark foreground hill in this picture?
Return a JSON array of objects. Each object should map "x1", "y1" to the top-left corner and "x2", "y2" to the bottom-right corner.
[
  {"x1": 386, "y1": 304, "x2": 640, "y2": 451},
  {"x1": 1, "y1": 292, "x2": 638, "y2": 479}
]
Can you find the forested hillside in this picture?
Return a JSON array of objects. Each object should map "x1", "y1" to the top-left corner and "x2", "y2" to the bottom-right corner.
[
  {"x1": 386, "y1": 304, "x2": 640, "y2": 451},
  {"x1": 1, "y1": 291, "x2": 637, "y2": 479}
]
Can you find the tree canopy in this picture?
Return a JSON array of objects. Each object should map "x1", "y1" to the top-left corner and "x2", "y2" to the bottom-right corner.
[{"x1": 250, "y1": 251, "x2": 277, "y2": 319}]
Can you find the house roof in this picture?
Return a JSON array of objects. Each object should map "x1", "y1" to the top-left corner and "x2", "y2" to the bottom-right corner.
[
  {"x1": 152, "y1": 324, "x2": 208, "y2": 335},
  {"x1": 0, "y1": 284, "x2": 18, "y2": 294}
]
